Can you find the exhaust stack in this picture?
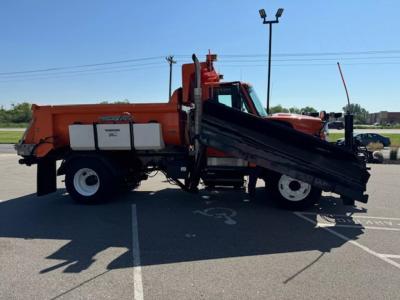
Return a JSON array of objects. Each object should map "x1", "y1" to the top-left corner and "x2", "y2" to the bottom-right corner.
[
  {"x1": 187, "y1": 54, "x2": 205, "y2": 191},
  {"x1": 192, "y1": 54, "x2": 202, "y2": 161}
]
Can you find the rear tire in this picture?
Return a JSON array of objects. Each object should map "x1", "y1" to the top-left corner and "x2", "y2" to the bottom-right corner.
[
  {"x1": 65, "y1": 157, "x2": 116, "y2": 204},
  {"x1": 266, "y1": 172, "x2": 321, "y2": 210}
]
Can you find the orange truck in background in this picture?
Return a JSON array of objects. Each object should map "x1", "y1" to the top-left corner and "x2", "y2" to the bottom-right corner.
[{"x1": 16, "y1": 54, "x2": 369, "y2": 210}]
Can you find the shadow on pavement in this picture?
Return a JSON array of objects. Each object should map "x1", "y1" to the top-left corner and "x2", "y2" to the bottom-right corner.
[{"x1": 0, "y1": 187, "x2": 366, "y2": 274}]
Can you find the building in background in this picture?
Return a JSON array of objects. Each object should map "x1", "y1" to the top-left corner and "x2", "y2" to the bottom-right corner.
[{"x1": 367, "y1": 111, "x2": 400, "y2": 125}]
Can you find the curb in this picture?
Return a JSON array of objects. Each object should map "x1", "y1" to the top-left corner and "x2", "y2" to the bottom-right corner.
[{"x1": 373, "y1": 148, "x2": 400, "y2": 163}]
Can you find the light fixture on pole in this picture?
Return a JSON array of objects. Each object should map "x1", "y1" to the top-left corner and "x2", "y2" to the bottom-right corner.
[{"x1": 259, "y1": 8, "x2": 284, "y2": 114}]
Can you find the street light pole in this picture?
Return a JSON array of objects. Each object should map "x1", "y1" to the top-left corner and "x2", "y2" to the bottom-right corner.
[
  {"x1": 267, "y1": 23, "x2": 273, "y2": 115},
  {"x1": 259, "y1": 8, "x2": 284, "y2": 114}
]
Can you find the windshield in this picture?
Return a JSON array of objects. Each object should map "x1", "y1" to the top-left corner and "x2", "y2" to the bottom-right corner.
[{"x1": 247, "y1": 86, "x2": 267, "y2": 117}]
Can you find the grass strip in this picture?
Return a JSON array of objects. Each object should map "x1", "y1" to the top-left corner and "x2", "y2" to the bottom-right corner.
[
  {"x1": 328, "y1": 133, "x2": 400, "y2": 147},
  {"x1": 0, "y1": 131, "x2": 23, "y2": 144}
]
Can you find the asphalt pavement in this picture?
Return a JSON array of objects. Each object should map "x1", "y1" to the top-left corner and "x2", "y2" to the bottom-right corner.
[
  {"x1": 0, "y1": 144, "x2": 16, "y2": 153},
  {"x1": 1, "y1": 154, "x2": 400, "y2": 299}
]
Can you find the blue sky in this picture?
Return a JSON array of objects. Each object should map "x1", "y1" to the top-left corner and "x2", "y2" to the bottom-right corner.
[{"x1": 0, "y1": 0, "x2": 399, "y2": 112}]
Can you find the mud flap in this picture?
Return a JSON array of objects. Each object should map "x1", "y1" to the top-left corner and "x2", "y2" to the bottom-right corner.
[{"x1": 37, "y1": 158, "x2": 57, "y2": 196}]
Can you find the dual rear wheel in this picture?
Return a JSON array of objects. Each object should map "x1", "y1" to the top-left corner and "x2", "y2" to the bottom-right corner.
[
  {"x1": 65, "y1": 157, "x2": 115, "y2": 204},
  {"x1": 265, "y1": 172, "x2": 321, "y2": 210}
]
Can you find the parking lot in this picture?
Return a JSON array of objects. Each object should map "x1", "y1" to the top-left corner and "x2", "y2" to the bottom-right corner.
[{"x1": 1, "y1": 153, "x2": 400, "y2": 299}]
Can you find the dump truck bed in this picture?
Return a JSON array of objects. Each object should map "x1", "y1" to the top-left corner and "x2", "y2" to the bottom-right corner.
[
  {"x1": 20, "y1": 103, "x2": 182, "y2": 158},
  {"x1": 200, "y1": 101, "x2": 370, "y2": 201}
]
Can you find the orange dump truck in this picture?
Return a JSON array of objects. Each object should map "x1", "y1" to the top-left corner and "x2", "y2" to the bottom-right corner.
[{"x1": 16, "y1": 54, "x2": 369, "y2": 210}]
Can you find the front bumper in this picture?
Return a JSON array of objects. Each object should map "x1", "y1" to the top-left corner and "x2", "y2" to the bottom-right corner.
[{"x1": 15, "y1": 143, "x2": 36, "y2": 157}]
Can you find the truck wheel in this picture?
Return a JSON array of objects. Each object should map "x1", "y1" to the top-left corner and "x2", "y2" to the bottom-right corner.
[
  {"x1": 266, "y1": 173, "x2": 321, "y2": 210},
  {"x1": 65, "y1": 158, "x2": 115, "y2": 204}
]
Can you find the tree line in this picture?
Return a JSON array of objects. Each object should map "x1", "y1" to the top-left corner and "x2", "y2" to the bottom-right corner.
[
  {"x1": 269, "y1": 105, "x2": 318, "y2": 115},
  {"x1": 269, "y1": 103, "x2": 369, "y2": 124},
  {"x1": 0, "y1": 101, "x2": 370, "y2": 126},
  {"x1": 0, "y1": 102, "x2": 32, "y2": 125},
  {"x1": 0, "y1": 100, "x2": 129, "y2": 125}
]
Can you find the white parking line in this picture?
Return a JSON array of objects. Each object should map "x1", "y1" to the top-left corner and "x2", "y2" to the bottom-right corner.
[
  {"x1": 300, "y1": 212, "x2": 400, "y2": 221},
  {"x1": 131, "y1": 204, "x2": 144, "y2": 300},
  {"x1": 300, "y1": 212, "x2": 400, "y2": 231},
  {"x1": 294, "y1": 212, "x2": 400, "y2": 271},
  {"x1": 316, "y1": 223, "x2": 400, "y2": 231},
  {"x1": 378, "y1": 254, "x2": 400, "y2": 259}
]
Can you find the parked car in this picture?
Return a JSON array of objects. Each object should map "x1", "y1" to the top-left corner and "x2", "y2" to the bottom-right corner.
[
  {"x1": 328, "y1": 121, "x2": 344, "y2": 130},
  {"x1": 336, "y1": 133, "x2": 391, "y2": 147}
]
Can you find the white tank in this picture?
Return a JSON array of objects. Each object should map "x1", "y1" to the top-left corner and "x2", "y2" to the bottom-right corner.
[{"x1": 69, "y1": 123, "x2": 165, "y2": 151}]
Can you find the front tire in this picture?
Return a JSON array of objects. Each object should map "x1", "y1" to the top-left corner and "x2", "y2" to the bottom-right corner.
[
  {"x1": 266, "y1": 172, "x2": 321, "y2": 210},
  {"x1": 65, "y1": 157, "x2": 115, "y2": 204}
]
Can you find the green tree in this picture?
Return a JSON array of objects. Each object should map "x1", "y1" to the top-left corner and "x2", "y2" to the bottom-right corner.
[
  {"x1": 9, "y1": 102, "x2": 32, "y2": 123},
  {"x1": 301, "y1": 106, "x2": 318, "y2": 114},
  {"x1": 269, "y1": 105, "x2": 289, "y2": 114},
  {"x1": 99, "y1": 99, "x2": 130, "y2": 104},
  {"x1": 0, "y1": 102, "x2": 32, "y2": 124},
  {"x1": 288, "y1": 107, "x2": 301, "y2": 114},
  {"x1": 342, "y1": 103, "x2": 369, "y2": 124},
  {"x1": 0, "y1": 106, "x2": 8, "y2": 123},
  {"x1": 269, "y1": 105, "x2": 318, "y2": 115}
]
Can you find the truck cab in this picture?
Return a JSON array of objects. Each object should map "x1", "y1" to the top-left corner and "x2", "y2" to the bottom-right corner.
[{"x1": 210, "y1": 81, "x2": 324, "y2": 135}]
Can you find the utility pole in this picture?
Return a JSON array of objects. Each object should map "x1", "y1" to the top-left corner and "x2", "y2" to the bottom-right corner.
[
  {"x1": 259, "y1": 8, "x2": 284, "y2": 114},
  {"x1": 166, "y1": 55, "x2": 176, "y2": 101}
]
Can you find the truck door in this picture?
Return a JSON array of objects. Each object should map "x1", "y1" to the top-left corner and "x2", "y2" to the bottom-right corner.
[
  {"x1": 212, "y1": 84, "x2": 250, "y2": 113},
  {"x1": 206, "y1": 83, "x2": 250, "y2": 169}
]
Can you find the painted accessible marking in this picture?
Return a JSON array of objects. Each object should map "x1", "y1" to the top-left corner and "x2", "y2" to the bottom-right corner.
[
  {"x1": 294, "y1": 212, "x2": 400, "y2": 271},
  {"x1": 299, "y1": 212, "x2": 400, "y2": 231},
  {"x1": 193, "y1": 207, "x2": 237, "y2": 225}
]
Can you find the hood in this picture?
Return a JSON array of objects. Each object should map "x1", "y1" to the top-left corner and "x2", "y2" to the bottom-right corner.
[{"x1": 267, "y1": 113, "x2": 323, "y2": 136}]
